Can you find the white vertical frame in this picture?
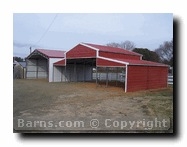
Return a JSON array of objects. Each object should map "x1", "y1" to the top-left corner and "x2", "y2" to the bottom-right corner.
[{"x1": 125, "y1": 64, "x2": 128, "y2": 92}]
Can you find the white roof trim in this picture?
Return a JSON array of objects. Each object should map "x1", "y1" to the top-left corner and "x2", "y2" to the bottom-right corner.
[
  {"x1": 65, "y1": 43, "x2": 99, "y2": 58},
  {"x1": 80, "y1": 43, "x2": 99, "y2": 51},
  {"x1": 98, "y1": 56, "x2": 129, "y2": 65},
  {"x1": 125, "y1": 64, "x2": 128, "y2": 93},
  {"x1": 80, "y1": 43, "x2": 99, "y2": 57}
]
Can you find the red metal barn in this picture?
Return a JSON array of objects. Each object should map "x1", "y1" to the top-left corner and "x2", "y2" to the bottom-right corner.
[{"x1": 53, "y1": 43, "x2": 168, "y2": 92}]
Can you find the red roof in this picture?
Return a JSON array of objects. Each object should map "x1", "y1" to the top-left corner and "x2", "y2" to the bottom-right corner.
[
  {"x1": 54, "y1": 59, "x2": 66, "y2": 66},
  {"x1": 96, "y1": 56, "x2": 168, "y2": 67},
  {"x1": 115, "y1": 58, "x2": 168, "y2": 67},
  {"x1": 83, "y1": 43, "x2": 142, "y2": 56},
  {"x1": 36, "y1": 49, "x2": 65, "y2": 58}
]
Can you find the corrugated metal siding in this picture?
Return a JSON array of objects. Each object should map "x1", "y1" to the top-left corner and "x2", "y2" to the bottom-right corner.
[
  {"x1": 64, "y1": 64, "x2": 92, "y2": 82},
  {"x1": 53, "y1": 66, "x2": 64, "y2": 82},
  {"x1": 127, "y1": 66, "x2": 148, "y2": 92},
  {"x1": 76, "y1": 64, "x2": 92, "y2": 81},
  {"x1": 127, "y1": 66, "x2": 168, "y2": 92},
  {"x1": 97, "y1": 58, "x2": 125, "y2": 67},
  {"x1": 147, "y1": 66, "x2": 168, "y2": 89},
  {"x1": 99, "y1": 51, "x2": 140, "y2": 60},
  {"x1": 66, "y1": 44, "x2": 96, "y2": 59},
  {"x1": 26, "y1": 59, "x2": 48, "y2": 79}
]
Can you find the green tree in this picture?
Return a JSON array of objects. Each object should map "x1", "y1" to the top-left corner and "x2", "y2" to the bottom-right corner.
[
  {"x1": 14, "y1": 57, "x2": 24, "y2": 62},
  {"x1": 133, "y1": 48, "x2": 160, "y2": 62}
]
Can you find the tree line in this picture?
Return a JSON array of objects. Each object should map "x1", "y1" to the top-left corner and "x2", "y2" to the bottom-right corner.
[
  {"x1": 107, "y1": 39, "x2": 173, "y2": 67},
  {"x1": 13, "y1": 57, "x2": 25, "y2": 62}
]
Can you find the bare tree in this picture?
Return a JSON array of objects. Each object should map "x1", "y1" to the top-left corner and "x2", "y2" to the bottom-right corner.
[
  {"x1": 106, "y1": 40, "x2": 136, "y2": 50},
  {"x1": 106, "y1": 42, "x2": 121, "y2": 48},
  {"x1": 120, "y1": 40, "x2": 136, "y2": 50},
  {"x1": 155, "y1": 39, "x2": 173, "y2": 65}
]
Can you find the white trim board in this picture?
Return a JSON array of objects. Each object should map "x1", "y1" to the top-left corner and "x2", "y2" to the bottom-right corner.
[
  {"x1": 125, "y1": 64, "x2": 128, "y2": 93},
  {"x1": 80, "y1": 43, "x2": 99, "y2": 57},
  {"x1": 98, "y1": 56, "x2": 129, "y2": 65}
]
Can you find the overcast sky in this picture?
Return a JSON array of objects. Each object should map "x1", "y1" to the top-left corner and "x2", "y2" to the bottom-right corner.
[{"x1": 13, "y1": 13, "x2": 173, "y2": 57}]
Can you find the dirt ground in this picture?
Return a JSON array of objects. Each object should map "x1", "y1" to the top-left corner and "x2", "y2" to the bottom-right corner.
[{"x1": 13, "y1": 79, "x2": 173, "y2": 133}]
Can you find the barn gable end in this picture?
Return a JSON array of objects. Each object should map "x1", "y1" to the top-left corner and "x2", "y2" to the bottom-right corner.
[
  {"x1": 26, "y1": 49, "x2": 65, "y2": 80},
  {"x1": 66, "y1": 44, "x2": 97, "y2": 59}
]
